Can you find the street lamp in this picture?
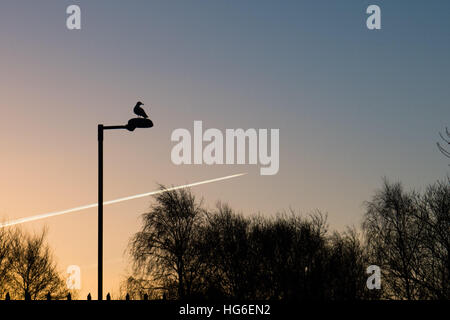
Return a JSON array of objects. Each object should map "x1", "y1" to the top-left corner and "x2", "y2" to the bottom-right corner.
[{"x1": 98, "y1": 116, "x2": 153, "y2": 300}]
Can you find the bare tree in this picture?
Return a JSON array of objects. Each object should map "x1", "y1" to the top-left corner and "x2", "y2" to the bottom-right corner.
[
  {"x1": 363, "y1": 178, "x2": 450, "y2": 299},
  {"x1": 363, "y1": 179, "x2": 427, "y2": 299},
  {"x1": 128, "y1": 186, "x2": 205, "y2": 299},
  {"x1": 7, "y1": 228, "x2": 68, "y2": 300},
  {"x1": 196, "y1": 203, "x2": 252, "y2": 299},
  {"x1": 326, "y1": 228, "x2": 371, "y2": 300},
  {"x1": 197, "y1": 206, "x2": 337, "y2": 300},
  {"x1": 0, "y1": 227, "x2": 12, "y2": 297},
  {"x1": 416, "y1": 180, "x2": 450, "y2": 299}
]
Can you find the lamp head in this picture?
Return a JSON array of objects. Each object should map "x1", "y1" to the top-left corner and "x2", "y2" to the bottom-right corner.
[{"x1": 127, "y1": 117, "x2": 153, "y2": 131}]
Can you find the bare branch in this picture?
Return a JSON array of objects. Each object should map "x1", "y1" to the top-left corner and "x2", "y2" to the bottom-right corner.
[
  {"x1": 437, "y1": 127, "x2": 450, "y2": 159},
  {"x1": 437, "y1": 142, "x2": 450, "y2": 158}
]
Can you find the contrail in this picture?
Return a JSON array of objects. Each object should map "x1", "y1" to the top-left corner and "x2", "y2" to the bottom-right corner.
[{"x1": 0, "y1": 173, "x2": 247, "y2": 228}]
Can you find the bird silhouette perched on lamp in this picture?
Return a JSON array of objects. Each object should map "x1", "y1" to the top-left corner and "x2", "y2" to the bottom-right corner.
[
  {"x1": 133, "y1": 101, "x2": 148, "y2": 118},
  {"x1": 126, "y1": 101, "x2": 153, "y2": 131}
]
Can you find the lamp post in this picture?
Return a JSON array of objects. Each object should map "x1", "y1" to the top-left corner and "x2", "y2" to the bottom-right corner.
[{"x1": 98, "y1": 117, "x2": 153, "y2": 300}]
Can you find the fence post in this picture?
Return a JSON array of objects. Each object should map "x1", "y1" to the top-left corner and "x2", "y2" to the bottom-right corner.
[
  {"x1": 87, "y1": 293, "x2": 92, "y2": 300},
  {"x1": 106, "y1": 293, "x2": 111, "y2": 300},
  {"x1": 125, "y1": 293, "x2": 130, "y2": 301}
]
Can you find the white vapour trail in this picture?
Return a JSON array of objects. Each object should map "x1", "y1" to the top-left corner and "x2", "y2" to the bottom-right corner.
[{"x1": 0, "y1": 173, "x2": 247, "y2": 228}]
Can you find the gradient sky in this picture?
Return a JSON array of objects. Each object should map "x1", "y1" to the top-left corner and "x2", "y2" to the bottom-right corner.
[{"x1": 1, "y1": 0, "x2": 449, "y2": 298}]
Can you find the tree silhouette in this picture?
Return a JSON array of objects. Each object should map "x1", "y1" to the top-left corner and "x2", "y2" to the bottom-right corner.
[
  {"x1": 127, "y1": 196, "x2": 371, "y2": 300},
  {"x1": 195, "y1": 206, "x2": 370, "y2": 300},
  {"x1": 0, "y1": 227, "x2": 12, "y2": 298},
  {"x1": 6, "y1": 228, "x2": 69, "y2": 300},
  {"x1": 124, "y1": 179, "x2": 448, "y2": 301},
  {"x1": 195, "y1": 203, "x2": 253, "y2": 299},
  {"x1": 326, "y1": 228, "x2": 372, "y2": 299},
  {"x1": 363, "y1": 179, "x2": 425, "y2": 299},
  {"x1": 128, "y1": 186, "x2": 205, "y2": 299},
  {"x1": 363, "y1": 178, "x2": 450, "y2": 299},
  {"x1": 416, "y1": 180, "x2": 450, "y2": 299}
]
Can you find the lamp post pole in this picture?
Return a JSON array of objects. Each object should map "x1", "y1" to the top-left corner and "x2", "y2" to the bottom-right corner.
[
  {"x1": 98, "y1": 124, "x2": 104, "y2": 301},
  {"x1": 97, "y1": 118, "x2": 153, "y2": 301}
]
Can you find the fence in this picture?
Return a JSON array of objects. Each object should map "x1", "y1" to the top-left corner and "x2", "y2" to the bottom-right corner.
[{"x1": 2, "y1": 292, "x2": 158, "y2": 301}]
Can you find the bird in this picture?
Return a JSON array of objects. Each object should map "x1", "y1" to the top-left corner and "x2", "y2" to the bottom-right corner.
[{"x1": 133, "y1": 101, "x2": 148, "y2": 118}]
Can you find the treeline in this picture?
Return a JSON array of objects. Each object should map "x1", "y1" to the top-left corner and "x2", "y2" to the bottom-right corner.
[
  {"x1": 0, "y1": 228, "x2": 69, "y2": 300},
  {"x1": 126, "y1": 178, "x2": 449, "y2": 300},
  {"x1": 0, "y1": 178, "x2": 448, "y2": 300}
]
